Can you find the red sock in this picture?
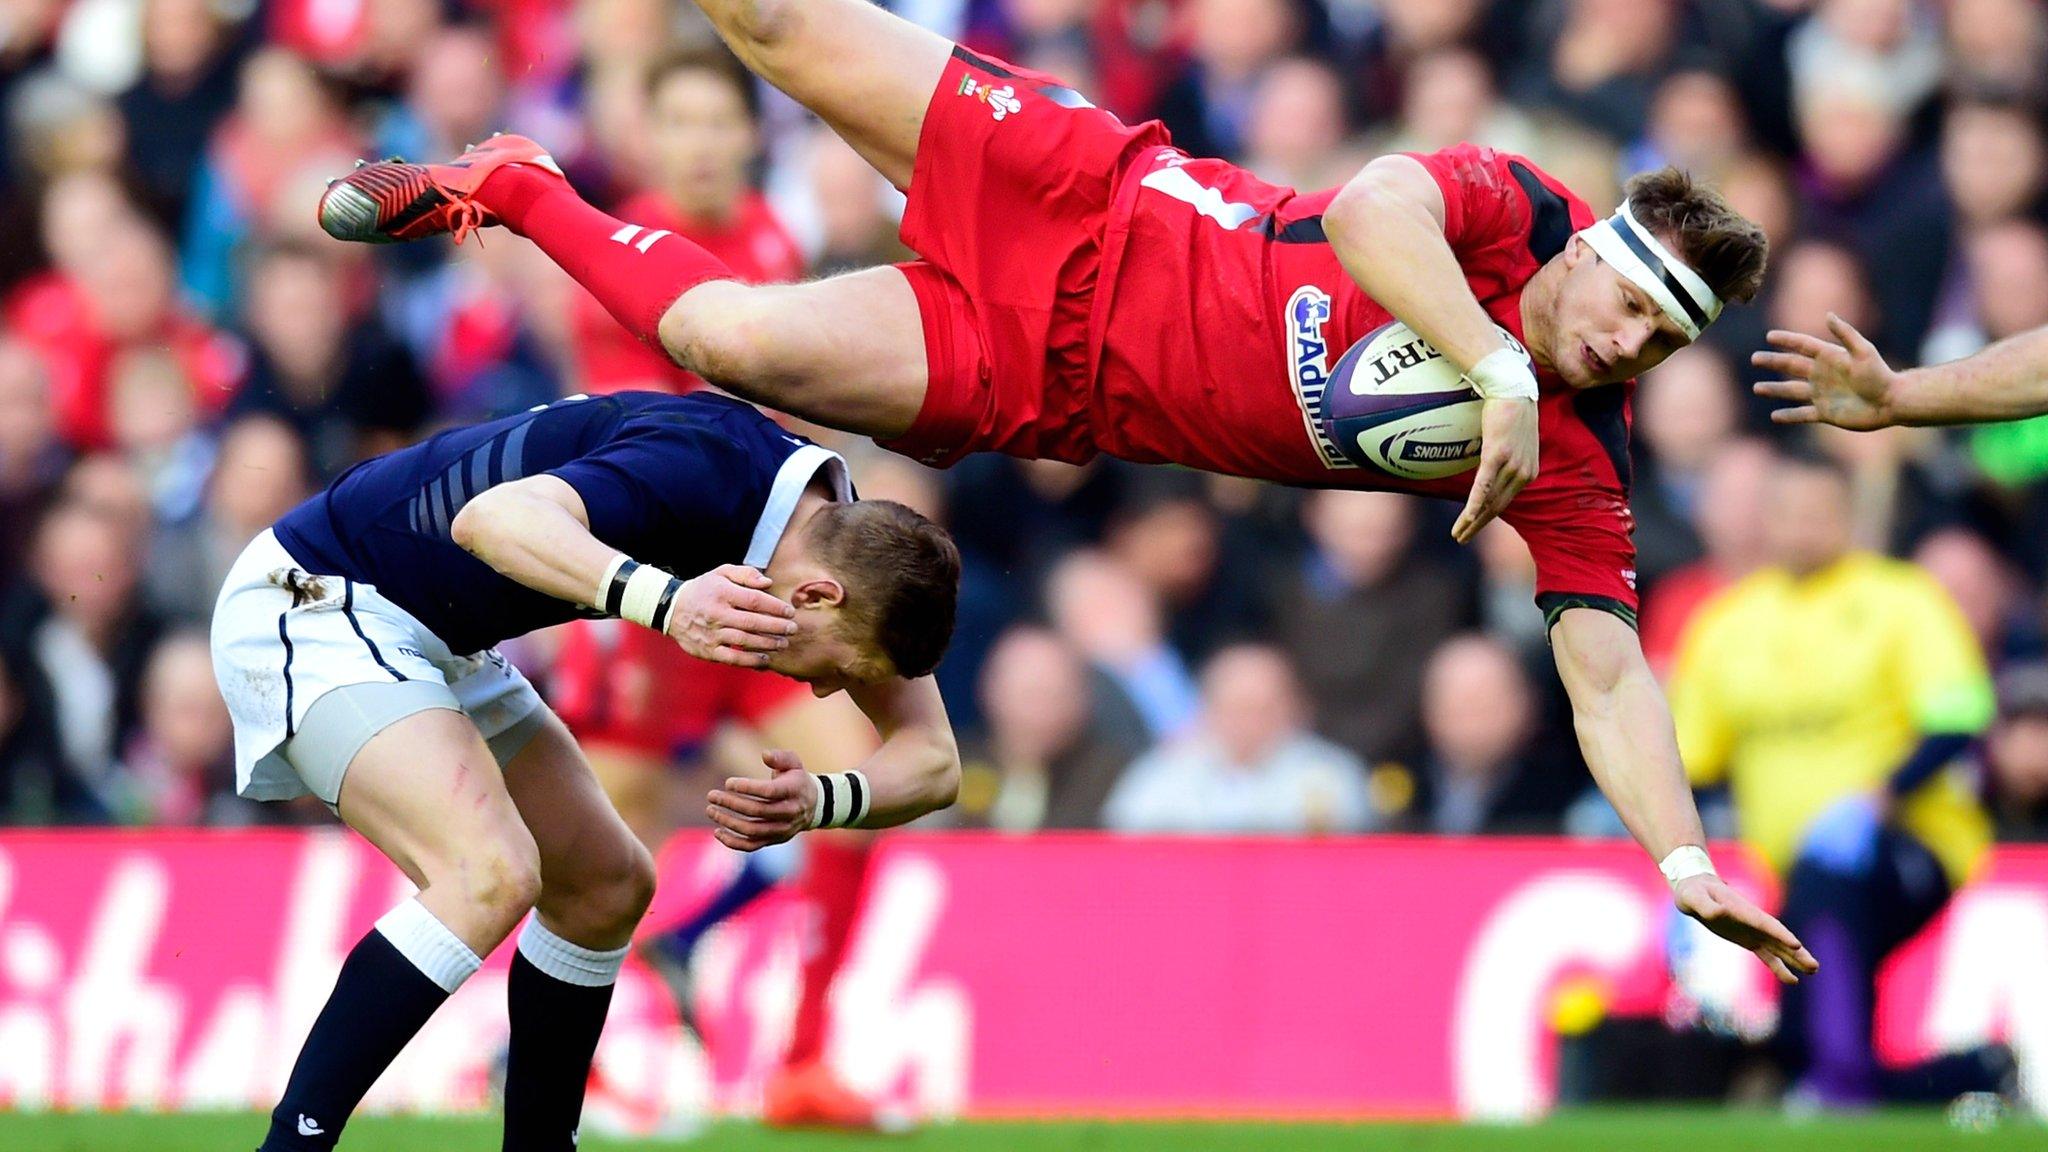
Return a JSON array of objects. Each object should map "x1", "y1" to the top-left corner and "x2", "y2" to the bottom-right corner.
[
  {"x1": 783, "y1": 836, "x2": 874, "y2": 1068},
  {"x1": 476, "y1": 165, "x2": 732, "y2": 348}
]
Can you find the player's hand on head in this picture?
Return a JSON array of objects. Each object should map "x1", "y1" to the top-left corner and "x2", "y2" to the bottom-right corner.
[
  {"x1": 706, "y1": 749, "x2": 814, "y2": 851},
  {"x1": 1751, "y1": 313, "x2": 1897, "y2": 431},
  {"x1": 667, "y1": 564, "x2": 798, "y2": 669},
  {"x1": 1671, "y1": 873, "x2": 1820, "y2": 985},
  {"x1": 1452, "y1": 397, "x2": 1539, "y2": 544}
]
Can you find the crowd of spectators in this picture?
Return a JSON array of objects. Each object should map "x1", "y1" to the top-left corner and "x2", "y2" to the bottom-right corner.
[{"x1": 2, "y1": 0, "x2": 2048, "y2": 845}]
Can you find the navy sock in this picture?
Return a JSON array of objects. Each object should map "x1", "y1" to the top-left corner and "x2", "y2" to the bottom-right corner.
[
  {"x1": 502, "y1": 950, "x2": 615, "y2": 1152},
  {"x1": 258, "y1": 930, "x2": 452, "y2": 1151},
  {"x1": 661, "y1": 853, "x2": 780, "y2": 958}
]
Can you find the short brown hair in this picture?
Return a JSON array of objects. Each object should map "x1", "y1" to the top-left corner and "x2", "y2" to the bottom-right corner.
[
  {"x1": 809, "y1": 499, "x2": 960, "y2": 680},
  {"x1": 1623, "y1": 168, "x2": 1769, "y2": 305},
  {"x1": 644, "y1": 45, "x2": 759, "y2": 122}
]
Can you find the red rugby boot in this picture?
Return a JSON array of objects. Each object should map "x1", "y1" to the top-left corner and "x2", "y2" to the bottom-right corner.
[{"x1": 317, "y1": 133, "x2": 562, "y2": 245}]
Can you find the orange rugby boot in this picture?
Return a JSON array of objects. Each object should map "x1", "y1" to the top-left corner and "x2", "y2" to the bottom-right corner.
[
  {"x1": 316, "y1": 133, "x2": 562, "y2": 245},
  {"x1": 760, "y1": 1061, "x2": 882, "y2": 1130}
]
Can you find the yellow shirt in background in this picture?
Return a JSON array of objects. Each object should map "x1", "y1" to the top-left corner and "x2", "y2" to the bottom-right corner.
[{"x1": 1669, "y1": 552, "x2": 1995, "y2": 888}]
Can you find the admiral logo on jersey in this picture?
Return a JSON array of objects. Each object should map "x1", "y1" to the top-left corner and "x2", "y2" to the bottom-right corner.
[
  {"x1": 956, "y1": 77, "x2": 1022, "y2": 121},
  {"x1": 1286, "y1": 285, "x2": 1354, "y2": 470}
]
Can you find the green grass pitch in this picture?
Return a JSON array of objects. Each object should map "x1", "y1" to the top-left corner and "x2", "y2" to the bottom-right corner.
[{"x1": 2, "y1": 1110, "x2": 2043, "y2": 1152}]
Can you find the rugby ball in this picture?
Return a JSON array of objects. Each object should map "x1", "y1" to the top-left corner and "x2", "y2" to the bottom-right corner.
[{"x1": 1320, "y1": 321, "x2": 1514, "y2": 481}]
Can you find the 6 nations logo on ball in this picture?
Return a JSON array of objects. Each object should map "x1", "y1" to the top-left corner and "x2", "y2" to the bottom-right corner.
[{"x1": 1285, "y1": 285, "x2": 1356, "y2": 470}]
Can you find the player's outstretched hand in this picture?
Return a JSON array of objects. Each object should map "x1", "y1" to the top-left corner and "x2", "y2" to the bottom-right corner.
[
  {"x1": 1453, "y1": 397, "x2": 1538, "y2": 544},
  {"x1": 707, "y1": 750, "x2": 815, "y2": 851},
  {"x1": 1751, "y1": 313, "x2": 1897, "y2": 431},
  {"x1": 1672, "y1": 873, "x2": 1820, "y2": 985},
  {"x1": 667, "y1": 564, "x2": 798, "y2": 668}
]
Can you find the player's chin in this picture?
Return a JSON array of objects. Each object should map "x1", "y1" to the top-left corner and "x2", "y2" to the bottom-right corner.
[
  {"x1": 1561, "y1": 349, "x2": 1609, "y2": 389},
  {"x1": 1575, "y1": 364, "x2": 1630, "y2": 390}
]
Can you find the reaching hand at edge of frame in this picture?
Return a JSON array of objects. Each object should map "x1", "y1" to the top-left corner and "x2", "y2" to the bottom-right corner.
[
  {"x1": 1671, "y1": 872, "x2": 1821, "y2": 985},
  {"x1": 1452, "y1": 396, "x2": 1539, "y2": 544},
  {"x1": 1751, "y1": 313, "x2": 1898, "y2": 432}
]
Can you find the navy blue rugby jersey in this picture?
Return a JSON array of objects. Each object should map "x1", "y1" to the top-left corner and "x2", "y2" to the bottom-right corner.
[{"x1": 271, "y1": 391, "x2": 851, "y2": 655}]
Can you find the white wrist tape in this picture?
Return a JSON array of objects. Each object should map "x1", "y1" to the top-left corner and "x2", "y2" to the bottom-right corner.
[
  {"x1": 810, "y1": 771, "x2": 872, "y2": 830},
  {"x1": 594, "y1": 554, "x2": 683, "y2": 633},
  {"x1": 1464, "y1": 346, "x2": 1540, "y2": 401},
  {"x1": 1658, "y1": 845, "x2": 1717, "y2": 891}
]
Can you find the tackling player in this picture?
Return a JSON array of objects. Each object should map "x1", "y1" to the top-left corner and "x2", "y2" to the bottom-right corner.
[
  {"x1": 314, "y1": 0, "x2": 1815, "y2": 982},
  {"x1": 210, "y1": 390, "x2": 960, "y2": 1152},
  {"x1": 1755, "y1": 312, "x2": 2048, "y2": 429}
]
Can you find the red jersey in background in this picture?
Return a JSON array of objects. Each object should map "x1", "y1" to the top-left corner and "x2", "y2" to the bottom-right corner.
[
  {"x1": 6, "y1": 273, "x2": 243, "y2": 450},
  {"x1": 550, "y1": 617, "x2": 807, "y2": 760}
]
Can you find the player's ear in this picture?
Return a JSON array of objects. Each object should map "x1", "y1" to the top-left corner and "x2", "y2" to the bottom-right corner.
[
  {"x1": 789, "y1": 577, "x2": 846, "y2": 611},
  {"x1": 1562, "y1": 232, "x2": 1590, "y2": 268}
]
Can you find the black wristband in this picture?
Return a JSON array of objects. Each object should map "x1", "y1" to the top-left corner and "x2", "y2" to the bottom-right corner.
[
  {"x1": 648, "y1": 576, "x2": 684, "y2": 634},
  {"x1": 603, "y1": 559, "x2": 640, "y2": 618}
]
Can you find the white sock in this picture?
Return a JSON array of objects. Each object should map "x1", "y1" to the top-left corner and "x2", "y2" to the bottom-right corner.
[
  {"x1": 374, "y1": 899, "x2": 483, "y2": 994},
  {"x1": 518, "y1": 917, "x2": 629, "y2": 988}
]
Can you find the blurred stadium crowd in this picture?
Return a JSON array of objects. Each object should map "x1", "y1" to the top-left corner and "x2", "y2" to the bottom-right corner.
[{"x1": 2, "y1": 0, "x2": 2048, "y2": 855}]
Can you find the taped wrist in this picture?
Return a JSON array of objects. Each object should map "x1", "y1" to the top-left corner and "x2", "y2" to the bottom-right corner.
[
  {"x1": 1658, "y1": 845, "x2": 1717, "y2": 893},
  {"x1": 1465, "y1": 346, "x2": 1539, "y2": 401},
  {"x1": 809, "y1": 771, "x2": 872, "y2": 830},
  {"x1": 595, "y1": 554, "x2": 684, "y2": 633}
]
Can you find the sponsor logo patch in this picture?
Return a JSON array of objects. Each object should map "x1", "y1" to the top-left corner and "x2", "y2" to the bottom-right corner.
[
  {"x1": 956, "y1": 77, "x2": 1023, "y2": 121},
  {"x1": 1284, "y1": 285, "x2": 1355, "y2": 470}
]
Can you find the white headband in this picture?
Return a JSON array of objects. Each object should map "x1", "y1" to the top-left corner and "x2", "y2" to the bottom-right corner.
[{"x1": 1577, "y1": 200, "x2": 1723, "y2": 341}]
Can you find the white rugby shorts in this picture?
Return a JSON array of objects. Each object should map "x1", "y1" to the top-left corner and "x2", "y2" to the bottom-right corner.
[{"x1": 211, "y1": 529, "x2": 545, "y2": 803}]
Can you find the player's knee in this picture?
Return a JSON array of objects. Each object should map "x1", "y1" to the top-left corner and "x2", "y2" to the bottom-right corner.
[
  {"x1": 665, "y1": 288, "x2": 798, "y2": 396},
  {"x1": 604, "y1": 839, "x2": 659, "y2": 931},
  {"x1": 543, "y1": 830, "x2": 657, "y2": 939},
  {"x1": 456, "y1": 832, "x2": 545, "y2": 925}
]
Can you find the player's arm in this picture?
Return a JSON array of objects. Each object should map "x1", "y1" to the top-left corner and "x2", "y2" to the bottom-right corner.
[
  {"x1": 1549, "y1": 606, "x2": 1820, "y2": 984},
  {"x1": 1756, "y1": 313, "x2": 2048, "y2": 428},
  {"x1": 705, "y1": 675, "x2": 960, "y2": 851},
  {"x1": 714, "y1": 687, "x2": 879, "y2": 779},
  {"x1": 450, "y1": 475, "x2": 797, "y2": 667},
  {"x1": 1323, "y1": 154, "x2": 1539, "y2": 543}
]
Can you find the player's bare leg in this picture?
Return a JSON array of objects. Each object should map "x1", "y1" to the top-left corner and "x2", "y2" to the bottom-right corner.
[
  {"x1": 501, "y1": 710, "x2": 656, "y2": 949},
  {"x1": 336, "y1": 708, "x2": 544, "y2": 951},
  {"x1": 259, "y1": 708, "x2": 540, "y2": 1151},
  {"x1": 685, "y1": 0, "x2": 951, "y2": 190},
  {"x1": 496, "y1": 710, "x2": 658, "y2": 1152},
  {"x1": 317, "y1": 0, "x2": 961, "y2": 440},
  {"x1": 319, "y1": 138, "x2": 933, "y2": 439},
  {"x1": 661, "y1": 268, "x2": 928, "y2": 437}
]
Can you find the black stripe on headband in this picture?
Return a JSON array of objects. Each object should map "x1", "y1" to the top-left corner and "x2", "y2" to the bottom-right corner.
[
  {"x1": 1609, "y1": 215, "x2": 1712, "y2": 330},
  {"x1": 604, "y1": 559, "x2": 639, "y2": 618}
]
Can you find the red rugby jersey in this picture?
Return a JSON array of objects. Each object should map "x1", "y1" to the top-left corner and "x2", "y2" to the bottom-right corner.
[{"x1": 1091, "y1": 142, "x2": 1638, "y2": 618}]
